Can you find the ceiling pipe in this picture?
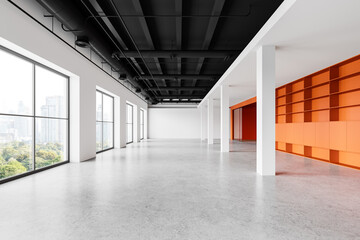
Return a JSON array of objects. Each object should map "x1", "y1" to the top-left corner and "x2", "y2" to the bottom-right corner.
[
  {"x1": 147, "y1": 87, "x2": 210, "y2": 91},
  {"x1": 35, "y1": 0, "x2": 156, "y2": 102},
  {"x1": 156, "y1": 95, "x2": 205, "y2": 99},
  {"x1": 138, "y1": 74, "x2": 220, "y2": 80},
  {"x1": 112, "y1": 50, "x2": 238, "y2": 59}
]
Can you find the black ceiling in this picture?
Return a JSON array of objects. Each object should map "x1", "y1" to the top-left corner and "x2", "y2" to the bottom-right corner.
[{"x1": 36, "y1": 0, "x2": 283, "y2": 104}]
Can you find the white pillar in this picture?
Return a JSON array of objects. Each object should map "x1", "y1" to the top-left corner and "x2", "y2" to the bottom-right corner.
[
  {"x1": 207, "y1": 98, "x2": 214, "y2": 144},
  {"x1": 120, "y1": 99, "x2": 127, "y2": 148},
  {"x1": 220, "y1": 85, "x2": 230, "y2": 152},
  {"x1": 114, "y1": 96, "x2": 121, "y2": 148},
  {"x1": 200, "y1": 106, "x2": 206, "y2": 141},
  {"x1": 256, "y1": 45, "x2": 276, "y2": 176},
  {"x1": 134, "y1": 105, "x2": 140, "y2": 142},
  {"x1": 144, "y1": 109, "x2": 148, "y2": 139}
]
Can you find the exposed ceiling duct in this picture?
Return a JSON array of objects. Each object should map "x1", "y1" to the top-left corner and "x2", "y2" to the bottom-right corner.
[
  {"x1": 35, "y1": 0, "x2": 157, "y2": 103},
  {"x1": 112, "y1": 50, "x2": 238, "y2": 59}
]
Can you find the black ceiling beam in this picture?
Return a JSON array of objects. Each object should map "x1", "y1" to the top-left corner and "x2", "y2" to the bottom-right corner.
[
  {"x1": 156, "y1": 95, "x2": 205, "y2": 99},
  {"x1": 175, "y1": 0, "x2": 182, "y2": 94},
  {"x1": 128, "y1": 0, "x2": 169, "y2": 95},
  {"x1": 192, "y1": 0, "x2": 226, "y2": 93},
  {"x1": 112, "y1": 50, "x2": 237, "y2": 59},
  {"x1": 138, "y1": 74, "x2": 220, "y2": 80},
  {"x1": 130, "y1": 0, "x2": 163, "y2": 77},
  {"x1": 88, "y1": 0, "x2": 145, "y2": 75},
  {"x1": 159, "y1": 100, "x2": 201, "y2": 104},
  {"x1": 147, "y1": 87, "x2": 209, "y2": 91}
]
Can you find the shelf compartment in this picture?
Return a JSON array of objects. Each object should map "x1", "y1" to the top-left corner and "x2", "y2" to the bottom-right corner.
[
  {"x1": 277, "y1": 96, "x2": 286, "y2": 105},
  {"x1": 276, "y1": 141, "x2": 286, "y2": 151},
  {"x1": 311, "y1": 84, "x2": 329, "y2": 98},
  {"x1": 292, "y1": 113, "x2": 304, "y2": 123},
  {"x1": 292, "y1": 144, "x2": 304, "y2": 155},
  {"x1": 312, "y1": 97, "x2": 330, "y2": 111},
  {"x1": 277, "y1": 115, "x2": 286, "y2": 123},
  {"x1": 339, "y1": 106, "x2": 360, "y2": 121},
  {"x1": 304, "y1": 146, "x2": 312, "y2": 158},
  {"x1": 337, "y1": 151, "x2": 360, "y2": 168},
  {"x1": 312, "y1": 147, "x2": 330, "y2": 161},
  {"x1": 338, "y1": 90, "x2": 360, "y2": 106},
  {"x1": 311, "y1": 70, "x2": 329, "y2": 86},
  {"x1": 311, "y1": 109, "x2": 329, "y2": 122},
  {"x1": 292, "y1": 91, "x2": 304, "y2": 102},
  {"x1": 276, "y1": 86, "x2": 286, "y2": 97},
  {"x1": 277, "y1": 105, "x2": 286, "y2": 115},
  {"x1": 292, "y1": 80, "x2": 304, "y2": 92},
  {"x1": 338, "y1": 57, "x2": 360, "y2": 77}
]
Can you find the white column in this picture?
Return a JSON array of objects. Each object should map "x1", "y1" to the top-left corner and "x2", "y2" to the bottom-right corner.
[
  {"x1": 220, "y1": 85, "x2": 230, "y2": 152},
  {"x1": 256, "y1": 45, "x2": 276, "y2": 176},
  {"x1": 134, "y1": 105, "x2": 140, "y2": 142},
  {"x1": 200, "y1": 106, "x2": 206, "y2": 141},
  {"x1": 144, "y1": 109, "x2": 148, "y2": 139},
  {"x1": 119, "y1": 99, "x2": 127, "y2": 148},
  {"x1": 207, "y1": 98, "x2": 214, "y2": 144},
  {"x1": 114, "y1": 96, "x2": 121, "y2": 148}
]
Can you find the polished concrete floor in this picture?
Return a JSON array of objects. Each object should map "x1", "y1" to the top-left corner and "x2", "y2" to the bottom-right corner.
[{"x1": 1, "y1": 139, "x2": 360, "y2": 240}]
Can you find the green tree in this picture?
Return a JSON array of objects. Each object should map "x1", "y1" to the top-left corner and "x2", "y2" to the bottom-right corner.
[
  {"x1": 36, "y1": 149, "x2": 58, "y2": 161},
  {"x1": 0, "y1": 155, "x2": 5, "y2": 165},
  {"x1": 15, "y1": 153, "x2": 32, "y2": 171},
  {"x1": 35, "y1": 157, "x2": 49, "y2": 169},
  {"x1": 0, "y1": 158, "x2": 27, "y2": 179},
  {"x1": 2, "y1": 146, "x2": 16, "y2": 161}
]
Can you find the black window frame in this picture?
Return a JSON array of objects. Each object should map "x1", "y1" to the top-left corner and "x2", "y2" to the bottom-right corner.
[
  {"x1": 96, "y1": 90, "x2": 114, "y2": 153},
  {"x1": 0, "y1": 45, "x2": 70, "y2": 184},
  {"x1": 126, "y1": 103, "x2": 133, "y2": 144},
  {"x1": 140, "y1": 109, "x2": 144, "y2": 140}
]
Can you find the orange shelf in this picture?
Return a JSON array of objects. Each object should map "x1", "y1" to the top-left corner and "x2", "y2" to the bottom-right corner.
[{"x1": 275, "y1": 53, "x2": 360, "y2": 169}]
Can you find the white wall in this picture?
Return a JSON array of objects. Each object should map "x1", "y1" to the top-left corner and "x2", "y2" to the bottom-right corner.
[
  {"x1": 0, "y1": 0, "x2": 148, "y2": 162},
  {"x1": 149, "y1": 108, "x2": 200, "y2": 139},
  {"x1": 213, "y1": 106, "x2": 221, "y2": 139}
]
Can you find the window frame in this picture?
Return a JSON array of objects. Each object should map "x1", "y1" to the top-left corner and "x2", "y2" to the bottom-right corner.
[
  {"x1": 140, "y1": 109, "x2": 144, "y2": 140},
  {"x1": 96, "y1": 90, "x2": 114, "y2": 153},
  {"x1": 126, "y1": 103, "x2": 133, "y2": 144},
  {"x1": 0, "y1": 45, "x2": 70, "y2": 184}
]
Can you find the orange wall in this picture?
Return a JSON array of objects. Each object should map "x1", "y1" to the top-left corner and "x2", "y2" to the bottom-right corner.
[
  {"x1": 230, "y1": 99, "x2": 256, "y2": 141},
  {"x1": 230, "y1": 54, "x2": 360, "y2": 169},
  {"x1": 242, "y1": 103, "x2": 256, "y2": 140}
]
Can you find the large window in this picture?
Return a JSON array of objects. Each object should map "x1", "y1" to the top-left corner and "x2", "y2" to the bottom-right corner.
[
  {"x1": 140, "y1": 109, "x2": 144, "y2": 140},
  {"x1": 0, "y1": 47, "x2": 68, "y2": 182},
  {"x1": 126, "y1": 104, "x2": 133, "y2": 144},
  {"x1": 96, "y1": 90, "x2": 114, "y2": 152}
]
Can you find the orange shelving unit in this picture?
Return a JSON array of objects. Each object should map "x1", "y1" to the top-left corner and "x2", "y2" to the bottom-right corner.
[{"x1": 276, "y1": 54, "x2": 360, "y2": 169}]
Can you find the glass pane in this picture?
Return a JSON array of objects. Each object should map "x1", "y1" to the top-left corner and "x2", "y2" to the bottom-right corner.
[
  {"x1": 127, "y1": 105, "x2": 133, "y2": 123},
  {"x1": 0, "y1": 116, "x2": 33, "y2": 180},
  {"x1": 96, "y1": 122, "x2": 102, "y2": 152},
  {"x1": 140, "y1": 110, "x2": 144, "y2": 124},
  {"x1": 36, "y1": 66, "x2": 67, "y2": 118},
  {"x1": 102, "y1": 122, "x2": 113, "y2": 150},
  {"x1": 0, "y1": 49, "x2": 33, "y2": 115},
  {"x1": 127, "y1": 124, "x2": 133, "y2": 143},
  {"x1": 35, "y1": 118, "x2": 67, "y2": 169},
  {"x1": 103, "y1": 94, "x2": 113, "y2": 122},
  {"x1": 140, "y1": 125, "x2": 144, "y2": 139},
  {"x1": 96, "y1": 91, "x2": 102, "y2": 121}
]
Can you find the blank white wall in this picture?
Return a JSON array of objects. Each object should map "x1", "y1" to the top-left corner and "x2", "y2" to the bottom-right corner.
[
  {"x1": 214, "y1": 106, "x2": 221, "y2": 139},
  {"x1": 149, "y1": 108, "x2": 200, "y2": 139}
]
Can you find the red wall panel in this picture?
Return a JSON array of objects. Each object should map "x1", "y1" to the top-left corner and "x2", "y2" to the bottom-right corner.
[{"x1": 242, "y1": 103, "x2": 256, "y2": 140}]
